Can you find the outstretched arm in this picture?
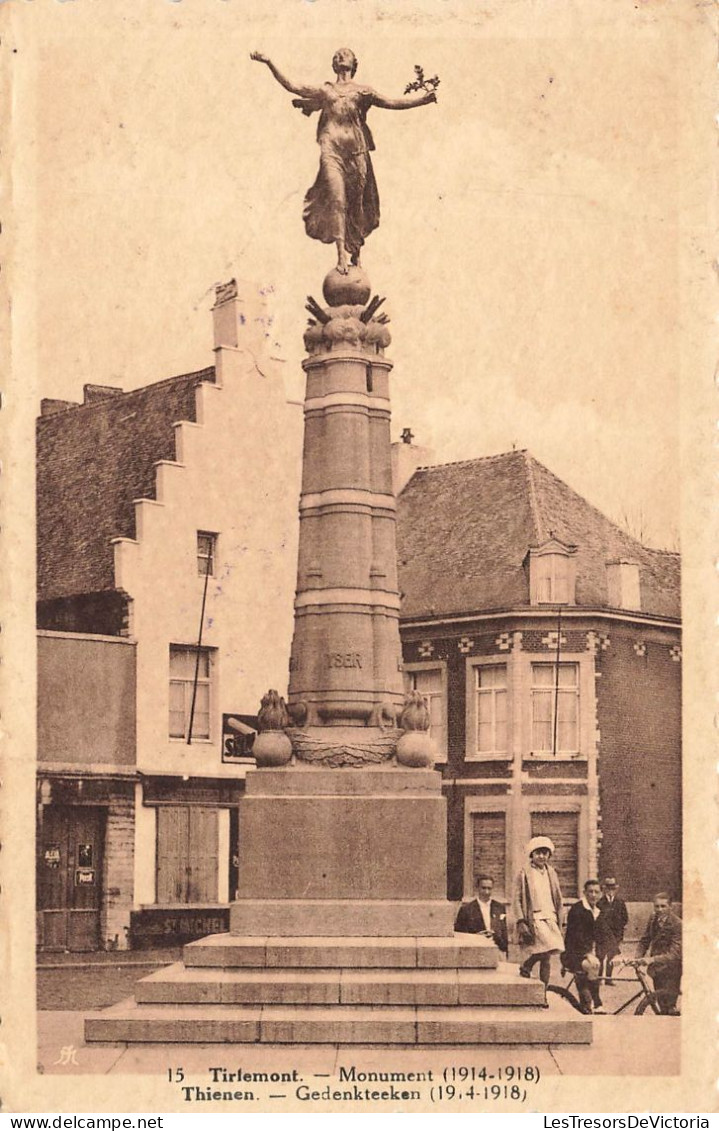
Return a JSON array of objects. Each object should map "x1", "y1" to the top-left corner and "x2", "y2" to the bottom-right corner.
[
  {"x1": 370, "y1": 88, "x2": 437, "y2": 111},
  {"x1": 250, "y1": 52, "x2": 319, "y2": 100}
]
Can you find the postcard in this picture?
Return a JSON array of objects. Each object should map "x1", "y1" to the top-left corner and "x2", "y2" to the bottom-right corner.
[{"x1": 2, "y1": 0, "x2": 716, "y2": 1115}]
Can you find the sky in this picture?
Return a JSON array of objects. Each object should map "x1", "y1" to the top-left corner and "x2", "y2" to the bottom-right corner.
[{"x1": 12, "y1": 0, "x2": 712, "y2": 549}]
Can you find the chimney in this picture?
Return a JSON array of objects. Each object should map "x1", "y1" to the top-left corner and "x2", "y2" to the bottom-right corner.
[
  {"x1": 212, "y1": 278, "x2": 275, "y2": 353},
  {"x1": 606, "y1": 559, "x2": 641, "y2": 611},
  {"x1": 39, "y1": 398, "x2": 79, "y2": 417},
  {"x1": 83, "y1": 384, "x2": 123, "y2": 405},
  {"x1": 391, "y1": 431, "x2": 436, "y2": 494}
]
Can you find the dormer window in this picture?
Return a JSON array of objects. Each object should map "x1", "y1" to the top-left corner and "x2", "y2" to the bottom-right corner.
[{"x1": 528, "y1": 539, "x2": 577, "y2": 605}]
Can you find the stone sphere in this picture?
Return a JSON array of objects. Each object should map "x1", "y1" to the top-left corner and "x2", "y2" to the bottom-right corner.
[{"x1": 322, "y1": 266, "x2": 371, "y2": 308}]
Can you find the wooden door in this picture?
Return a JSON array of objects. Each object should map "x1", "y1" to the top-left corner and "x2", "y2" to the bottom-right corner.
[
  {"x1": 156, "y1": 807, "x2": 218, "y2": 904},
  {"x1": 38, "y1": 806, "x2": 104, "y2": 951}
]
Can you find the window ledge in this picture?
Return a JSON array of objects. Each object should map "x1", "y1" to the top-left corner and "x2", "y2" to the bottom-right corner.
[
  {"x1": 527, "y1": 752, "x2": 586, "y2": 761},
  {"x1": 142, "y1": 903, "x2": 227, "y2": 910},
  {"x1": 169, "y1": 738, "x2": 214, "y2": 745},
  {"x1": 465, "y1": 753, "x2": 511, "y2": 762}
]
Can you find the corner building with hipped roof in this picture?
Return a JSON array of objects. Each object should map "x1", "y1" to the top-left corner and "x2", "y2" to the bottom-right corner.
[{"x1": 395, "y1": 447, "x2": 681, "y2": 925}]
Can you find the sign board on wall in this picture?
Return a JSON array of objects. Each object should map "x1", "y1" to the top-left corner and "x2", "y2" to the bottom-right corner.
[{"x1": 222, "y1": 713, "x2": 257, "y2": 763}]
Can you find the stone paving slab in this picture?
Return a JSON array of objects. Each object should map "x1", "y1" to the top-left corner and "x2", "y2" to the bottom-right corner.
[
  {"x1": 183, "y1": 934, "x2": 498, "y2": 970},
  {"x1": 414, "y1": 1006, "x2": 591, "y2": 1045},
  {"x1": 84, "y1": 1000, "x2": 591, "y2": 1046},
  {"x1": 549, "y1": 1016, "x2": 681, "y2": 1076},
  {"x1": 136, "y1": 963, "x2": 540, "y2": 1008},
  {"x1": 137, "y1": 964, "x2": 343, "y2": 1005},
  {"x1": 38, "y1": 1010, "x2": 679, "y2": 1078}
]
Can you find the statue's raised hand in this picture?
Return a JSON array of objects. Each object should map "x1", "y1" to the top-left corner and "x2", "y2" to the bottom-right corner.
[{"x1": 251, "y1": 51, "x2": 270, "y2": 65}]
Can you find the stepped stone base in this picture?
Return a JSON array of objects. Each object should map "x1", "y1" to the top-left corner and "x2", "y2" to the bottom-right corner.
[
  {"x1": 86, "y1": 1002, "x2": 591, "y2": 1045},
  {"x1": 184, "y1": 934, "x2": 500, "y2": 968},
  {"x1": 85, "y1": 934, "x2": 592, "y2": 1047},
  {"x1": 135, "y1": 962, "x2": 546, "y2": 1007}
]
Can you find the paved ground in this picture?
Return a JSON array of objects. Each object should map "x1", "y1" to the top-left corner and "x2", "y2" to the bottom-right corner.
[{"x1": 37, "y1": 948, "x2": 182, "y2": 1011}]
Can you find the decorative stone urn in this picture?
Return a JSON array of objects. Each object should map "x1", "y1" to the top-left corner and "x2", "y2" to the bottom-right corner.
[
  {"x1": 396, "y1": 690, "x2": 437, "y2": 768},
  {"x1": 252, "y1": 689, "x2": 292, "y2": 767}
]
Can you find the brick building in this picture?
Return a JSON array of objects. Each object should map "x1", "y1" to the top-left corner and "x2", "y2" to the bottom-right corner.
[
  {"x1": 36, "y1": 282, "x2": 302, "y2": 950},
  {"x1": 395, "y1": 449, "x2": 681, "y2": 908}
]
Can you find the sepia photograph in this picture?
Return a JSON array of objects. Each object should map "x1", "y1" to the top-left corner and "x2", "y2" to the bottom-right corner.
[{"x1": 2, "y1": 0, "x2": 716, "y2": 1115}]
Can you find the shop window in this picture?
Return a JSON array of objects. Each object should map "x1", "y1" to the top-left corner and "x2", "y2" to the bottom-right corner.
[
  {"x1": 169, "y1": 645, "x2": 213, "y2": 741},
  {"x1": 156, "y1": 806, "x2": 219, "y2": 904},
  {"x1": 531, "y1": 662, "x2": 579, "y2": 756}
]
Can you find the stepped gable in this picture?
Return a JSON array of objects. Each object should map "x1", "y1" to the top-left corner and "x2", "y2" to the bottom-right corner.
[
  {"x1": 396, "y1": 449, "x2": 680, "y2": 620},
  {"x1": 37, "y1": 367, "x2": 215, "y2": 603}
]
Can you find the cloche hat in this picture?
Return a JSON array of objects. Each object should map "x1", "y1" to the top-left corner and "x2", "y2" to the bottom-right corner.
[{"x1": 527, "y1": 835, "x2": 555, "y2": 856}]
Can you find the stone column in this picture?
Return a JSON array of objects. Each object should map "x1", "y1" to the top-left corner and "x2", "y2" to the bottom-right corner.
[
  {"x1": 287, "y1": 274, "x2": 404, "y2": 740},
  {"x1": 234, "y1": 271, "x2": 450, "y2": 935}
]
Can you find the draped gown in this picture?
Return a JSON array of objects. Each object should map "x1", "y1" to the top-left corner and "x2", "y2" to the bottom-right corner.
[{"x1": 299, "y1": 82, "x2": 381, "y2": 261}]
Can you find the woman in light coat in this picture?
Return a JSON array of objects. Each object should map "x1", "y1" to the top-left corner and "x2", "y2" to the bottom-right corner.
[{"x1": 513, "y1": 836, "x2": 565, "y2": 988}]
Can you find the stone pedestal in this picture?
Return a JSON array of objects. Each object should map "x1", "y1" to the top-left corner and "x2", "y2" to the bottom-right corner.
[{"x1": 231, "y1": 766, "x2": 455, "y2": 936}]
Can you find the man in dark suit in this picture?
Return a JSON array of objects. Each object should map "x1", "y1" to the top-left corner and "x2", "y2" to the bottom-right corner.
[
  {"x1": 596, "y1": 875, "x2": 629, "y2": 985},
  {"x1": 454, "y1": 874, "x2": 508, "y2": 955},
  {"x1": 562, "y1": 879, "x2": 604, "y2": 1014},
  {"x1": 636, "y1": 892, "x2": 682, "y2": 1014}
]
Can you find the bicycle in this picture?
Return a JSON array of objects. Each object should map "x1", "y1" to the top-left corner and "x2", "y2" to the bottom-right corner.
[{"x1": 547, "y1": 958, "x2": 681, "y2": 1015}]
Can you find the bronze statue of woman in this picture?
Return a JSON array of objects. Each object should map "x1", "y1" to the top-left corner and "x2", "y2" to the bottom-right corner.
[{"x1": 251, "y1": 49, "x2": 437, "y2": 274}]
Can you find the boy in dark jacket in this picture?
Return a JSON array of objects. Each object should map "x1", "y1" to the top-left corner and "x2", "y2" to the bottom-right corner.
[
  {"x1": 596, "y1": 876, "x2": 629, "y2": 985},
  {"x1": 562, "y1": 879, "x2": 604, "y2": 1014}
]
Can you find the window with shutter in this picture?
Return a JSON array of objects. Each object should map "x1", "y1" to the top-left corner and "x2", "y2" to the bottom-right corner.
[
  {"x1": 169, "y1": 645, "x2": 214, "y2": 741},
  {"x1": 530, "y1": 662, "x2": 579, "y2": 755},
  {"x1": 475, "y1": 664, "x2": 508, "y2": 755}
]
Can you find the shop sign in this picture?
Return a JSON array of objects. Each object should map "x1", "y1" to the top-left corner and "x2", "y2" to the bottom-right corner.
[{"x1": 222, "y1": 713, "x2": 257, "y2": 762}]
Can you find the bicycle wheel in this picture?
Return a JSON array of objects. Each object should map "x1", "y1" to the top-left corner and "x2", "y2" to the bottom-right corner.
[{"x1": 635, "y1": 992, "x2": 681, "y2": 1015}]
